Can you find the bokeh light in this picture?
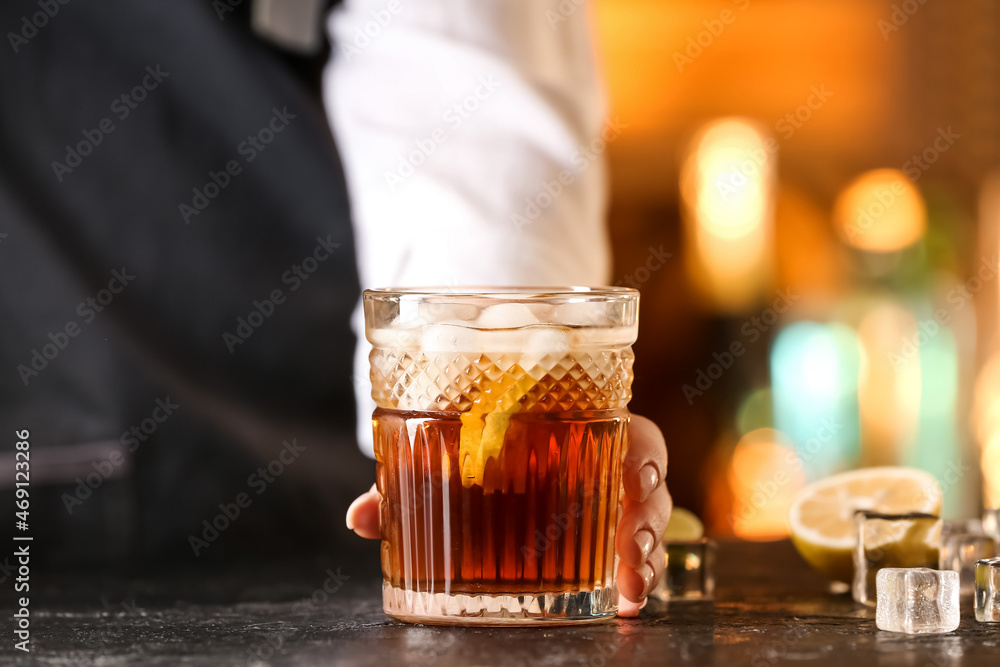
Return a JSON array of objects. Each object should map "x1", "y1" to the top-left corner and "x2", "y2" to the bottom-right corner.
[
  {"x1": 857, "y1": 302, "x2": 922, "y2": 466},
  {"x1": 681, "y1": 118, "x2": 775, "y2": 312},
  {"x1": 727, "y1": 428, "x2": 805, "y2": 541},
  {"x1": 834, "y1": 169, "x2": 927, "y2": 253},
  {"x1": 771, "y1": 322, "x2": 861, "y2": 479},
  {"x1": 973, "y1": 352, "x2": 1000, "y2": 508}
]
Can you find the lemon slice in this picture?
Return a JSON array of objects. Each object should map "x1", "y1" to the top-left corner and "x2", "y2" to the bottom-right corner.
[
  {"x1": 663, "y1": 507, "x2": 705, "y2": 542},
  {"x1": 459, "y1": 365, "x2": 537, "y2": 489},
  {"x1": 788, "y1": 467, "x2": 942, "y2": 583}
]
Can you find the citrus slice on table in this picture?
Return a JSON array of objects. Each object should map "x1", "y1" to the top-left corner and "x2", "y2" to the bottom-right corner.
[
  {"x1": 787, "y1": 467, "x2": 942, "y2": 583},
  {"x1": 663, "y1": 507, "x2": 705, "y2": 542}
]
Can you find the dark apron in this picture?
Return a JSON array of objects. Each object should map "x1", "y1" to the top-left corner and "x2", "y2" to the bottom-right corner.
[{"x1": 0, "y1": 0, "x2": 370, "y2": 566}]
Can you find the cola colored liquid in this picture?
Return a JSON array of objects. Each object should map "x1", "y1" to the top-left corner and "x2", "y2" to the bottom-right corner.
[{"x1": 375, "y1": 407, "x2": 627, "y2": 595}]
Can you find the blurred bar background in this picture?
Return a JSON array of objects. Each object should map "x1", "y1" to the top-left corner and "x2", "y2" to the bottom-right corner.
[{"x1": 593, "y1": 0, "x2": 1000, "y2": 536}]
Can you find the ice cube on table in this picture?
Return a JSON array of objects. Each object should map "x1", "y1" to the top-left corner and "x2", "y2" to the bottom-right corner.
[
  {"x1": 651, "y1": 539, "x2": 716, "y2": 602},
  {"x1": 876, "y1": 568, "x2": 960, "y2": 634},
  {"x1": 940, "y1": 532, "x2": 997, "y2": 596},
  {"x1": 976, "y1": 557, "x2": 1000, "y2": 623},
  {"x1": 853, "y1": 511, "x2": 941, "y2": 606}
]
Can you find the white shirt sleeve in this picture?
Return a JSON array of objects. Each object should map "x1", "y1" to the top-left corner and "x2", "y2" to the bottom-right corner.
[{"x1": 323, "y1": 0, "x2": 612, "y2": 456}]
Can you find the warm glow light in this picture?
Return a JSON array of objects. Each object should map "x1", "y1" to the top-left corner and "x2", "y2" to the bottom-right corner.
[
  {"x1": 857, "y1": 302, "x2": 921, "y2": 465},
  {"x1": 591, "y1": 0, "x2": 904, "y2": 201},
  {"x1": 984, "y1": 435, "x2": 1000, "y2": 508},
  {"x1": 691, "y1": 120, "x2": 771, "y2": 240},
  {"x1": 681, "y1": 118, "x2": 775, "y2": 312},
  {"x1": 973, "y1": 353, "x2": 1000, "y2": 507},
  {"x1": 728, "y1": 428, "x2": 805, "y2": 541},
  {"x1": 977, "y1": 175, "x2": 1000, "y2": 509},
  {"x1": 834, "y1": 169, "x2": 927, "y2": 253}
]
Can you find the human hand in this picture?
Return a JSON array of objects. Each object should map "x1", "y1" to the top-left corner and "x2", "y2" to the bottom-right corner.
[{"x1": 345, "y1": 414, "x2": 671, "y2": 618}]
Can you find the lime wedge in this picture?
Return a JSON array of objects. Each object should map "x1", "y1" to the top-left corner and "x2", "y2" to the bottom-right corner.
[{"x1": 663, "y1": 507, "x2": 705, "y2": 541}]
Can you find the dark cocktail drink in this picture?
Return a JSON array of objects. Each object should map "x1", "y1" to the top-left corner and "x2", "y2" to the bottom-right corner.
[{"x1": 365, "y1": 287, "x2": 638, "y2": 624}]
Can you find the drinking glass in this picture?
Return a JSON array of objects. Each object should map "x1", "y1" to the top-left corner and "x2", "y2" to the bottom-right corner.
[{"x1": 365, "y1": 286, "x2": 639, "y2": 625}]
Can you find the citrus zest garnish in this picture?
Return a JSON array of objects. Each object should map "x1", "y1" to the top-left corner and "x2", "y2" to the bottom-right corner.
[{"x1": 459, "y1": 366, "x2": 536, "y2": 489}]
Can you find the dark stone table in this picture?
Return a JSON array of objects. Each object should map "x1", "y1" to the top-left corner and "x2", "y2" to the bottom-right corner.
[{"x1": 18, "y1": 540, "x2": 1000, "y2": 666}]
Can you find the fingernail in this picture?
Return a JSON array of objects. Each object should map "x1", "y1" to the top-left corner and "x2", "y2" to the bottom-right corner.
[
  {"x1": 640, "y1": 559, "x2": 657, "y2": 595},
  {"x1": 638, "y1": 463, "x2": 660, "y2": 500},
  {"x1": 634, "y1": 529, "x2": 655, "y2": 563},
  {"x1": 617, "y1": 595, "x2": 642, "y2": 618}
]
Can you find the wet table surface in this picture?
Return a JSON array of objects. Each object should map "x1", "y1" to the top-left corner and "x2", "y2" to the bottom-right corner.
[{"x1": 19, "y1": 540, "x2": 1000, "y2": 666}]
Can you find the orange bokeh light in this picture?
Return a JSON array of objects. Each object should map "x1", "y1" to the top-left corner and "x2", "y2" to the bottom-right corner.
[
  {"x1": 681, "y1": 118, "x2": 774, "y2": 312},
  {"x1": 834, "y1": 169, "x2": 927, "y2": 253},
  {"x1": 727, "y1": 428, "x2": 805, "y2": 541}
]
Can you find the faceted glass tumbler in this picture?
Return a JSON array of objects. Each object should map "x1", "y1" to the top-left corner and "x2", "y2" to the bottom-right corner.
[
  {"x1": 853, "y1": 511, "x2": 941, "y2": 606},
  {"x1": 652, "y1": 539, "x2": 716, "y2": 602},
  {"x1": 365, "y1": 287, "x2": 639, "y2": 625},
  {"x1": 975, "y1": 557, "x2": 1000, "y2": 623},
  {"x1": 876, "y1": 568, "x2": 960, "y2": 634},
  {"x1": 940, "y1": 530, "x2": 996, "y2": 596}
]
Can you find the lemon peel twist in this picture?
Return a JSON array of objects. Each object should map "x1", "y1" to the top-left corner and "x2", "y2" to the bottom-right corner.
[{"x1": 458, "y1": 365, "x2": 537, "y2": 489}]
